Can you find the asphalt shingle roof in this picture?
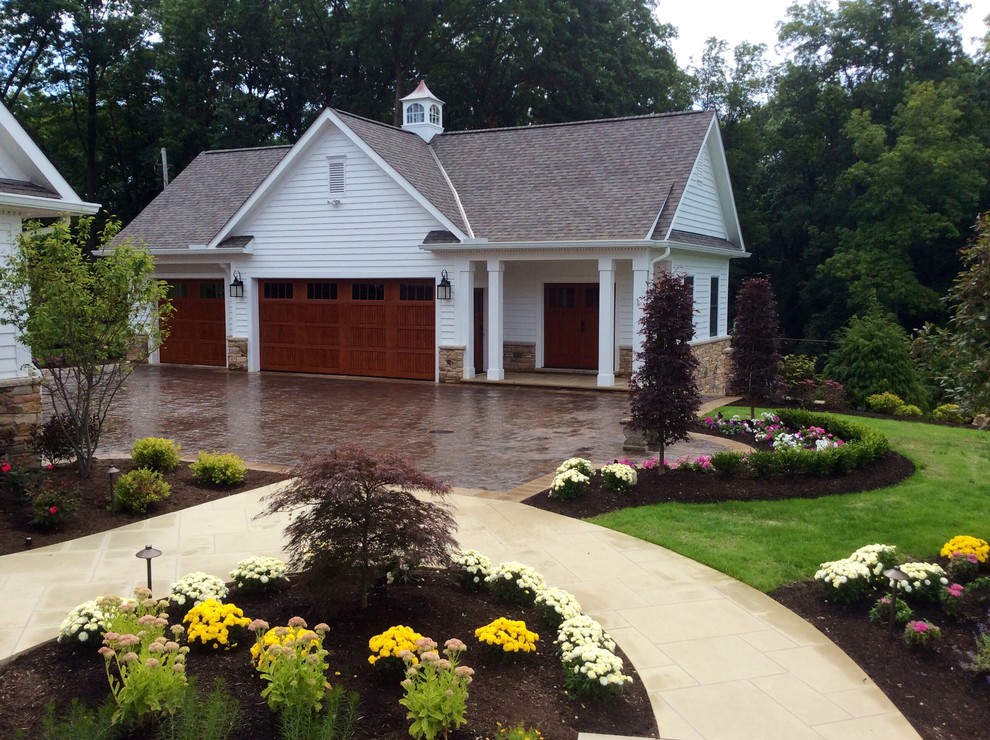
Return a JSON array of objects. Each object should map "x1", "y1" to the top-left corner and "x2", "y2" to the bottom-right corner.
[
  {"x1": 0, "y1": 177, "x2": 59, "y2": 199},
  {"x1": 115, "y1": 146, "x2": 289, "y2": 250}
]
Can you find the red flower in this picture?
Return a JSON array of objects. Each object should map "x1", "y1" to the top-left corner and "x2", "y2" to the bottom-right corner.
[
  {"x1": 48, "y1": 506, "x2": 58, "y2": 515},
  {"x1": 45, "y1": 463, "x2": 54, "y2": 471},
  {"x1": 1, "y1": 462, "x2": 10, "y2": 473}
]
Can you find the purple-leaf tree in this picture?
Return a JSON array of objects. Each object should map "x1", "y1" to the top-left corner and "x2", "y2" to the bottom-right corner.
[
  {"x1": 728, "y1": 276, "x2": 784, "y2": 419},
  {"x1": 629, "y1": 271, "x2": 701, "y2": 469}
]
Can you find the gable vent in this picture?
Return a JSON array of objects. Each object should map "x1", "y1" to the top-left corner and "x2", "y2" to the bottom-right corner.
[{"x1": 327, "y1": 156, "x2": 345, "y2": 197}]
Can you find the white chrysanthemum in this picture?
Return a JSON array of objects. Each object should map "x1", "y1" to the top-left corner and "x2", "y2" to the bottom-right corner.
[
  {"x1": 229, "y1": 556, "x2": 288, "y2": 590},
  {"x1": 556, "y1": 615, "x2": 616, "y2": 653},
  {"x1": 484, "y1": 561, "x2": 546, "y2": 597},
  {"x1": 550, "y1": 468, "x2": 590, "y2": 493},
  {"x1": 555, "y1": 457, "x2": 595, "y2": 477},
  {"x1": 600, "y1": 462, "x2": 638, "y2": 490},
  {"x1": 848, "y1": 543, "x2": 897, "y2": 577},
  {"x1": 894, "y1": 562, "x2": 948, "y2": 598},
  {"x1": 813, "y1": 558, "x2": 871, "y2": 590},
  {"x1": 535, "y1": 587, "x2": 583, "y2": 622},
  {"x1": 169, "y1": 571, "x2": 228, "y2": 607},
  {"x1": 561, "y1": 644, "x2": 632, "y2": 688},
  {"x1": 451, "y1": 549, "x2": 493, "y2": 580}
]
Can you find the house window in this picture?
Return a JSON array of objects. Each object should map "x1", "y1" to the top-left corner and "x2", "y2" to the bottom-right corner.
[
  {"x1": 399, "y1": 283, "x2": 433, "y2": 301},
  {"x1": 263, "y1": 282, "x2": 293, "y2": 300},
  {"x1": 199, "y1": 282, "x2": 224, "y2": 299},
  {"x1": 352, "y1": 282, "x2": 384, "y2": 301},
  {"x1": 307, "y1": 282, "x2": 337, "y2": 300},
  {"x1": 429, "y1": 104, "x2": 441, "y2": 125},
  {"x1": 327, "y1": 157, "x2": 345, "y2": 197},
  {"x1": 166, "y1": 282, "x2": 187, "y2": 299},
  {"x1": 548, "y1": 286, "x2": 575, "y2": 308},
  {"x1": 709, "y1": 276, "x2": 719, "y2": 337},
  {"x1": 406, "y1": 102, "x2": 424, "y2": 124}
]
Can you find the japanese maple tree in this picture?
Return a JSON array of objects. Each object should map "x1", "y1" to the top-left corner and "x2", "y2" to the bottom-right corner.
[{"x1": 728, "y1": 276, "x2": 783, "y2": 418}]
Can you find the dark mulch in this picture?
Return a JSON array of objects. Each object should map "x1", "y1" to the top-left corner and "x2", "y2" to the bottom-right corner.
[
  {"x1": 0, "y1": 571, "x2": 658, "y2": 740},
  {"x1": 0, "y1": 458, "x2": 289, "y2": 556},
  {"x1": 522, "y1": 427, "x2": 989, "y2": 740}
]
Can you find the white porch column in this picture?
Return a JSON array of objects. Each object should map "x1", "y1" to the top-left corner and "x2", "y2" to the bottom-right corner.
[
  {"x1": 486, "y1": 259, "x2": 505, "y2": 381},
  {"x1": 457, "y1": 263, "x2": 475, "y2": 379},
  {"x1": 631, "y1": 257, "x2": 650, "y2": 376},
  {"x1": 597, "y1": 257, "x2": 616, "y2": 386}
]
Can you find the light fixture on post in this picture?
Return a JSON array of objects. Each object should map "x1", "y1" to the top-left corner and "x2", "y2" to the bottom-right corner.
[
  {"x1": 136, "y1": 544, "x2": 162, "y2": 592},
  {"x1": 107, "y1": 465, "x2": 120, "y2": 513},
  {"x1": 436, "y1": 269, "x2": 452, "y2": 300},
  {"x1": 882, "y1": 566, "x2": 908, "y2": 638},
  {"x1": 229, "y1": 270, "x2": 245, "y2": 298}
]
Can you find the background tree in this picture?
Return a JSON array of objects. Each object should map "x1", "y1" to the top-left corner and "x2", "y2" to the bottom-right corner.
[
  {"x1": 822, "y1": 306, "x2": 927, "y2": 409},
  {"x1": 913, "y1": 211, "x2": 990, "y2": 415},
  {"x1": 259, "y1": 444, "x2": 456, "y2": 609},
  {"x1": 0, "y1": 217, "x2": 170, "y2": 477},
  {"x1": 628, "y1": 271, "x2": 701, "y2": 466},
  {"x1": 728, "y1": 276, "x2": 783, "y2": 418}
]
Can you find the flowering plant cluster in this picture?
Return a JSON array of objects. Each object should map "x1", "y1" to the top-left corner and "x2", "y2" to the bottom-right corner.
[
  {"x1": 27, "y1": 476, "x2": 81, "y2": 528},
  {"x1": 484, "y1": 561, "x2": 547, "y2": 605},
  {"x1": 555, "y1": 615, "x2": 630, "y2": 699},
  {"x1": 534, "y1": 586, "x2": 582, "y2": 627},
  {"x1": 494, "y1": 722, "x2": 545, "y2": 739},
  {"x1": 867, "y1": 595, "x2": 914, "y2": 626},
  {"x1": 398, "y1": 636, "x2": 474, "y2": 740},
  {"x1": 229, "y1": 555, "x2": 289, "y2": 594},
  {"x1": 940, "y1": 582, "x2": 966, "y2": 616},
  {"x1": 892, "y1": 562, "x2": 949, "y2": 600},
  {"x1": 369, "y1": 624, "x2": 426, "y2": 680},
  {"x1": 670, "y1": 454, "x2": 715, "y2": 473},
  {"x1": 168, "y1": 571, "x2": 229, "y2": 610},
  {"x1": 903, "y1": 619, "x2": 942, "y2": 648},
  {"x1": 555, "y1": 457, "x2": 595, "y2": 477},
  {"x1": 814, "y1": 558, "x2": 874, "y2": 603},
  {"x1": 705, "y1": 413, "x2": 781, "y2": 437},
  {"x1": 549, "y1": 467, "x2": 590, "y2": 500},
  {"x1": 451, "y1": 548, "x2": 493, "y2": 589},
  {"x1": 58, "y1": 597, "x2": 124, "y2": 645},
  {"x1": 474, "y1": 618, "x2": 539, "y2": 655},
  {"x1": 249, "y1": 616, "x2": 332, "y2": 712},
  {"x1": 600, "y1": 462, "x2": 637, "y2": 492},
  {"x1": 182, "y1": 598, "x2": 251, "y2": 650},
  {"x1": 848, "y1": 543, "x2": 898, "y2": 583},
  {"x1": 770, "y1": 426, "x2": 845, "y2": 452},
  {"x1": 947, "y1": 552, "x2": 981, "y2": 582},
  {"x1": 940, "y1": 535, "x2": 989, "y2": 564},
  {"x1": 99, "y1": 612, "x2": 189, "y2": 726}
]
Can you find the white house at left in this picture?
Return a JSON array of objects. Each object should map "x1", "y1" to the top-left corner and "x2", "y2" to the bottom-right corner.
[{"x1": 0, "y1": 102, "x2": 99, "y2": 459}]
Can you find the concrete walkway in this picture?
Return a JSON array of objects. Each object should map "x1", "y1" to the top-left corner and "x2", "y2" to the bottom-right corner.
[{"x1": 0, "y1": 481, "x2": 918, "y2": 739}]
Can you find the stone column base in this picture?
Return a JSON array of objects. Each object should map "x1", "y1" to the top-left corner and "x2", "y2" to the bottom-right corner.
[
  {"x1": 503, "y1": 342, "x2": 536, "y2": 372},
  {"x1": 227, "y1": 337, "x2": 248, "y2": 371},
  {"x1": 0, "y1": 376, "x2": 42, "y2": 462},
  {"x1": 439, "y1": 346, "x2": 465, "y2": 383},
  {"x1": 691, "y1": 338, "x2": 731, "y2": 395},
  {"x1": 618, "y1": 346, "x2": 632, "y2": 376}
]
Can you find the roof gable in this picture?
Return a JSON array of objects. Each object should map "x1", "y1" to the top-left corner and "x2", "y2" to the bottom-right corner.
[{"x1": 0, "y1": 102, "x2": 98, "y2": 215}]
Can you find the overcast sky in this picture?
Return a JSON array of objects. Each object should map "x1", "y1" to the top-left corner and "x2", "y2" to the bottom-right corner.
[{"x1": 658, "y1": 0, "x2": 988, "y2": 69}]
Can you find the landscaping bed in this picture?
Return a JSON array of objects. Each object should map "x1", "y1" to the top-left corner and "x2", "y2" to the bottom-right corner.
[
  {"x1": 0, "y1": 459, "x2": 289, "y2": 556},
  {"x1": 0, "y1": 570, "x2": 658, "y2": 739}
]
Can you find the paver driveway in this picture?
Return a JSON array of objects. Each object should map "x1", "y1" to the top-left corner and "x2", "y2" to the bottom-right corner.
[{"x1": 97, "y1": 365, "x2": 638, "y2": 490}]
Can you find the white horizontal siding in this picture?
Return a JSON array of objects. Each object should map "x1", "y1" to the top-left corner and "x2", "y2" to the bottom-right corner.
[
  {"x1": 672, "y1": 253, "x2": 729, "y2": 341},
  {"x1": 0, "y1": 147, "x2": 28, "y2": 181},
  {"x1": 0, "y1": 216, "x2": 30, "y2": 380},
  {"x1": 671, "y1": 145, "x2": 727, "y2": 239}
]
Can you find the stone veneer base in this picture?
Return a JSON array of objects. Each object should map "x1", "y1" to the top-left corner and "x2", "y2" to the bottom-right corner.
[
  {"x1": 439, "y1": 346, "x2": 465, "y2": 383},
  {"x1": 227, "y1": 337, "x2": 248, "y2": 371},
  {"x1": 0, "y1": 376, "x2": 42, "y2": 462}
]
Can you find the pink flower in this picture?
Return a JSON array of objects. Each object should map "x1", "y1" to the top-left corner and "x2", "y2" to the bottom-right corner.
[
  {"x1": 909, "y1": 620, "x2": 929, "y2": 633},
  {"x1": 48, "y1": 506, "x2": 58, "y2": 515},
  {"x1": 947, "y1": 583, "x2": 965, "y2": 598},
  {"x1": 0, "y1": 462, "x2": 10, "y2": 473},
  {"x1": 45, "y1": 463, "x2": 54, "y2": 471}
]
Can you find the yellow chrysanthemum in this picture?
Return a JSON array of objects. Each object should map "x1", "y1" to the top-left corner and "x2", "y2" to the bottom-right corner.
[{"x1": 941, "y1": 535, "x2": 990, "y2": 563}]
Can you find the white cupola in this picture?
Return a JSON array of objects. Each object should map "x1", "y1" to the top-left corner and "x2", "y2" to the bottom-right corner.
[{"x1": 400, "y1": 81, "x2": 444, "y2": 142}]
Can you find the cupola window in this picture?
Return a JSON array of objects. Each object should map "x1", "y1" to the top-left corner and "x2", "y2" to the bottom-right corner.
[
  {"x1": 406, "y1": 103, "x2": 425, "y2": 124},
  {"x1": 429, "y1": 104, "x2": 441, "y2": 125}
]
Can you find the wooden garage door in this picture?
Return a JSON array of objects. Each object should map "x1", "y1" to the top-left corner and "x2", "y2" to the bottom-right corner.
[
  {"x1": 259, "y1": 279, "x2": 435, "y2": 380},
  {"x1": 159, "y1": 280, "x2": 226, "y2": 366}
]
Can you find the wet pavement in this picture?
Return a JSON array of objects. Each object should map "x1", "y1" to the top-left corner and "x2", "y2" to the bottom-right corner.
[{"x1": 97, "y1": 366, "x2": 647, "y2": 490}]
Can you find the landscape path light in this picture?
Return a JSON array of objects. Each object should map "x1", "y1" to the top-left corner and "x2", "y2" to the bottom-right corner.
[
  {"x1": 883, "y1": 566, "x2": 909, "y2": 638},
  {"x1": 136, "y1": 544, "x2": 162, "y2": 593}
]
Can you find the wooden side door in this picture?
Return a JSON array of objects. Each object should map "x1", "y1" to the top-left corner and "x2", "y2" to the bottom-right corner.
[{"x1": 544, "y1": 283, "x2": 599, "y2": 370}]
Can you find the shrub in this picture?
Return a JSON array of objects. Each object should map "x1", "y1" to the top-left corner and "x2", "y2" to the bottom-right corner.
[
  {"x1": 183, "y1": 599, "x2": 251, "y2": 650},
  {"x1": 229, "y1": 556, "x2": 289, "y2": 594},
  {"x1": 895, "y1": 404, "x2": 922, "y2": 417},
  {"x1": 190, "y1": 451, "x2": 246, "y2": 486},
  {"x1": 824, "y1": 308, "x2": 928, "y2": 409},
  {"x1": 27, "y1": 477, "x2": 81, "y2": 528},
  {"x1": 113, "y1": 468, "x2": 171, "y2": 513},
  {"x1": 600, "y1": 462, "x2": 637, "y2": 492},
  {"x1": 968, "y1": 633, "x2": 990, "y2": 675},
  {"x1": 728, "y1": 276, "x2": 784, "y2": 417},
  {"x1": 131, "y1": 437, "x2": 181, "y2": 472},
  {"x1": 710, "y1": 451, "x2": 747, "y2": 478},
  {"x1": 932, "y1": 403, "x2": 971, "y2": 423},
  {"x1": 259, "y1": 444, "x2": 456, "y2": 609},
  {"x1": 903, "y1": 619, "x2": 942, "y2": 648},
  {"x1": 549, "y1": 468, "x2": 590, "y2": 500},
  {"x1": 474, "y1": 618, "x2": 539, "y2": 656},
  {"x1": 32, "y1": 414, "x2": 96, "y2": 466},
  {"x1": 780, "y1": 354, "x2": 817, "y2": 391},
  {"x1": 868, "y1": 595, "x2": 913, "y2": 626},
  {"x1": 866, "y1": 391, "x2": 904, "y2": 414},
  {"x1": 822, "y1": 379, "x2": 846, "y2": 409}
]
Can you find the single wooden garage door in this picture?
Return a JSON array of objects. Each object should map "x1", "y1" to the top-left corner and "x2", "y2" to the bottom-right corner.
[
  {"x1": 159, "y1": 280, "x2": 226, "y2": 366},
  {"x1": 259, "y1": 279, "x2": 435, "y2": 380}
]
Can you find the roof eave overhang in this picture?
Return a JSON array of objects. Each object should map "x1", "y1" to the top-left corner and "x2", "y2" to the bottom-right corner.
[
  {"x1": 94, "y1": 246, "x2": 251, "y2": 259},
  {"x1": 0, "y1": 193, "x2": 99, "y2": 217},
  {"x1": 422, "y1": 238, "x2": 749, "y2": 258}
]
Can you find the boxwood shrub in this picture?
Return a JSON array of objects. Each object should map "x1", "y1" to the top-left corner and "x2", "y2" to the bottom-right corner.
[
  {"x1": 131, "y1": 437, "x2": 181, "y2": 472},
  {"x1": 114, "y1": 468, "x2": 171, "y2": 513},
  {"x1": 190, "y1": 451, "x2": 247, "y2": 486}
]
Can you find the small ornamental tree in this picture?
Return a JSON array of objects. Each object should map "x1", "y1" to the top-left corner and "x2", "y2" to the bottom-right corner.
[
  {"x1": 0, "y1": 217, "x2": 170, "y2": 477},
  {"x1": 823, "y1": 306, "x2": 927, "y2": 409},
  {"x1": 258, "y1": 444, "x2": 456, "y2": 609},
  {"x1": 728, "y1": 276, "x2": 783, "y2": 418},
  {"x1": 628, "y1": 271, "x2": 701, "y2": 467}
]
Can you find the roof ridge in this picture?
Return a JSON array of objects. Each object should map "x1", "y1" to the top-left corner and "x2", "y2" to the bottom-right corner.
[
  {"x1": 437, "y1": 109, "x2": 711, "y2": 138},
  {"x1": 203, "y1": 145, "x2": 293, "y2": 155},
  {"x1": 333, "y1": 109, "x2": 409, "y2": 134}
]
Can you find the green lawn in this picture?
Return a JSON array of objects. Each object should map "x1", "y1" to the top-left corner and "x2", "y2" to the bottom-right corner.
[{"x1": 590, "y1": 407, "x2": 990, "y2": 592}]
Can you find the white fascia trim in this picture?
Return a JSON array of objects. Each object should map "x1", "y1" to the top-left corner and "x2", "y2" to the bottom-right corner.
[
  {"x1": 428, "y1": 147, "x2": 474, "y2": 238},
  {"x1": 643, "y1": 185, "x2": 671, "y2": 240},
  {"x1": 0, "y1": 193, "x2": 99, "y2": 216},
  {"x1": 94, "y1": 247, "x2": 248, "y2": 259},
  {"x1": 706, "y1": 117, "x2": 746, "y2": 251},
  {"x1": 422, "y1": 238, "x2": 658, "y2": 252}
]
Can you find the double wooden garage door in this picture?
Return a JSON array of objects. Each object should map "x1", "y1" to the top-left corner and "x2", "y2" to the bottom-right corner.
[{"x1": 259, "y1": 279, "x2": 435, "y2": 380}]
